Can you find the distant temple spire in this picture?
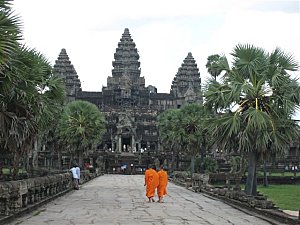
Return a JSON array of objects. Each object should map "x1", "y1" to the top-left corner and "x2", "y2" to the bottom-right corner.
[
  {"x1": 112, "y1": 28, "x2": 141, "y2": 78},
  {"x1": 107, "y1": 28, "x2": 145, "y2": 91},
  {"x1": 53, "y1": 48, "x2": 82, "y2": 101},
  {"x1": 170, "y1": 52, "x2": 202, "y2": 104}
]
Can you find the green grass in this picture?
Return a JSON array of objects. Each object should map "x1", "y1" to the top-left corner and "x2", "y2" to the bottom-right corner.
[
  {"x1": 1, "y1": 168, "x2": 27, "y2": 175},
  {"x1": 258, "y1": 185, "x2": 300, "y2": 211},
  {"x1": 33, "y1": 208, "x2": 46, "y2": 216},
  {"x1": 256, "y1": 171, "x2": 299, "y2": 177}
]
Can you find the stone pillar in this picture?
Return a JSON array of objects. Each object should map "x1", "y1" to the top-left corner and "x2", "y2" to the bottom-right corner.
[
  {"x1": 118, "y1": 136, "x2": 122, "y2": 152},
  {"x1": 111, "y1": 135, "x2": 114, "y2": 152},
  {"x1": 112, "y1": 141, "x2": 115, "y2": 152},
  {"x1": 131, "y1": 136, "x2": 135, "y2": 152}
]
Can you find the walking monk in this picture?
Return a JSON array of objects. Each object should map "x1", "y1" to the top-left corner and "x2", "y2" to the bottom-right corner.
[
  {"x1": 144, "y1": 164, "x2": 159, "y2": 202},
  {"x1": 157, "y1": 165, "x2": 168, "y2": 203}
]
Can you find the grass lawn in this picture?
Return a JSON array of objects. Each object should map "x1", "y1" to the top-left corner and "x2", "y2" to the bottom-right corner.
[
  {"x1": 256, "y1": 171, "x2": 299, "y2": 177},
  {"x1": 1, "y1": 168, "x2": 27, "y2": 175},
  {"x1": 258, "y1": 185, "x2": 300, "y2": 211}
]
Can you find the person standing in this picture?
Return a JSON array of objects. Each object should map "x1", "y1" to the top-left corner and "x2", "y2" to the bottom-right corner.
[
  {"x1": 76, "y1": 164, "x2": 80, "y2": 185},
  {"x1": 144, "y1": 164, "x2": 159, "y2": 202},
  {"x1": 157, "y1": 165, "x2": 168, "y2": 203},
  {"x1": 70, "y1": 164, "x2": 80, "y2": 190}
]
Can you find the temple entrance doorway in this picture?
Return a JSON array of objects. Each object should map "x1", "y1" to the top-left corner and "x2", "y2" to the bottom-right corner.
[{"x1": 122, "y1": 137, "x2": 131, "y2": 151}]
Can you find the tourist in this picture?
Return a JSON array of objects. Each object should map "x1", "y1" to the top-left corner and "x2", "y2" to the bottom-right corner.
[
  {"x1": 70, "y1": 164, "x2": 80, "y2": 190},
  {"x1": 144, "y1": 164, "x2": 159, "y2": 202},
  {"x1": 76, "y1": 164, "x2": 80, "y2": 184},
  {"x1": 157, "y1": 165, "x2": 168, "y2": 203}
]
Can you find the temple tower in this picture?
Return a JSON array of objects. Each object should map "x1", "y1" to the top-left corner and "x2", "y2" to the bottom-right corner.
[
  {"x1": 170, "y1": 52, "x2": 202, "y2": 107},
  {"x1": 103, "y1": 28, "x2": 148, "y2": 107},
  {"x1": 53, "y1": 48, "x2": 82, "y2": 102},
  {"x1": 106, "y1": 28, "x2": 145, "y2": 90},
  {"x1": 101, "y1": 28, "x2": 153, "y2": 152}
]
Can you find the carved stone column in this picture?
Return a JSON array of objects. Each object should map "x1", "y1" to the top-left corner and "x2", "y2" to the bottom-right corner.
[
  {"x1": 131, "y1": 136, "x2": 135, "y2": 152},
  {"x1": 118, "y1": 136, "x2": 122, "y2": 152},
  {"x1": 111, "y1": 141, "x2": 114, "y2": 152}
]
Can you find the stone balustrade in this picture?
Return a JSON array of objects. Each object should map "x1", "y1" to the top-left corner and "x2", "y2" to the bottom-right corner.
[
  {"x1": 191, "y1": 173, "x2": 210, "y2": 192},
  {"x1": 172, "y1": 171, "x2": 190, "y2": 187},
  {"x1": 0, "y1": 170, "x2": 101, "y2": 217},
  {"x1": 170, "y1": 171, "x2": 275, "y2": 210}
]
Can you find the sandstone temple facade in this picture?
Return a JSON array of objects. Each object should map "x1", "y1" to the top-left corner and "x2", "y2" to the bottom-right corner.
[{"x1": 53, "y1": 28, "x2": 203, "y2": 171}]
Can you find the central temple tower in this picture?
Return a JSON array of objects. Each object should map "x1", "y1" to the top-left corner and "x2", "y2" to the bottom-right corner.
[{"x1": 103, "y1": 28, "x2": 149, "y2": 107}]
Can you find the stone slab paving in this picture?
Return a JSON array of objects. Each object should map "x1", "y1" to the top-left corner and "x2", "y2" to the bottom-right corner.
[{"x1": 7, "y1": 175, "x2": 282, "y2": 225}]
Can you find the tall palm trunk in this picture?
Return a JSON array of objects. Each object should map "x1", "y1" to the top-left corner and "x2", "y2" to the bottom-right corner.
[
  {"x1": 171, "y1": 151, "x2": 175, "y2": 172},
  {"x1": 78, "y1": 150, "x2": 83, "y2": 168},
  {"x1": 263, "y1": 160, "x2": 268, "y2": 187},
  {"x1": 245, "y1": 151, "x2": 257, "y2": 196},
  {"x1": 12, "y1": 149, "x2": 21, "y2": 180},
  {"x1": 190, "y1": 155, "x2": 195, "y2": 174},
  {"x1": 32, "y1": 136, "x2": 39, "y2": 168},
  {"x1": 57, "y1": 149, "x2": 62, "y2": 170}
]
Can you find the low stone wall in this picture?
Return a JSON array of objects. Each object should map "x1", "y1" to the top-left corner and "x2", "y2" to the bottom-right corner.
[
  {"x1": 170, "y1": 172, "x2": 300, "y2": 225},
  {"x1": 172, "y1": 171, "x2": 191, "y2": 187},
  {"x1": 0, "y1": 170, "x2": 101, "y2": 219}
]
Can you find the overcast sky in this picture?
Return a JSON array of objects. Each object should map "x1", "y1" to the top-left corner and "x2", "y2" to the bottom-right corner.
[{"x1": 12, "y1": 0, "x2": 300, "y2": 119}]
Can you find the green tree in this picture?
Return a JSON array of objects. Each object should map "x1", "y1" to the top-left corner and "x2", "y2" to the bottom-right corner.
[
  {"x1": 195, "y1": 156, "x2": 218, "y2": 173},
  {"x1": 205, "y1": 54, "x2": 223, "y2": 80},
  {"x1": 58, "y1": 100, "x2": 106, "y2": 167},
  {"x1": 158, "y1": 108, "x2": 181, "y2": 171},
  {"x1": 158, "y1": 104, "x2": 211, "y2": 173},
  {"x1": 0, "y1": 0, "x2": 21, "y2": 75},
  {"x1": 179, "y1": 104, "x2": 207, "y2": 173},
  {"x1": 0, "y1": 1, "x2": 66, "y2": 176},
  {"x1": 0, "y1": 46, "x2": 65, "y2": 175},
  {"x1": 204, "y1": 44, "x2": 300, "y2": 196}
]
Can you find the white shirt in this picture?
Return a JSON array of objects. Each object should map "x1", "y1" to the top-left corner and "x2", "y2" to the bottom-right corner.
[{"x1": 70, "y1": 167, "x2": 79, "y2": 179}]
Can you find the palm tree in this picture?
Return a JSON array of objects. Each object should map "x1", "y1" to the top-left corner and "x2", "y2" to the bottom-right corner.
[
  {"x1": 58, "y1": 100, "x2": 106, "y2": 167},
  {"x1": 0, "y1": 0, "x2": 22, "y2": 75},
  {"x1": 158, "y1": 109, "x2": 181, "y2": 170},
  {"x1": 206, "y1": 54, "x2": 228, "y2": 80},
  {"x1": 0, "y1": 46, "x2": 65, "y2": 175},
  {"x1": 0, "y1": 1, "x2": 66, "y2": 177},
  {"x1": 204, "y1": 44, "x2": 300, "y2": 196},
  {"x1": 178, "y1": 104, "x2": 211, "y2": 173},
  {"x1": 158, "y1": 104, "x2": 211, "y2": 173}
]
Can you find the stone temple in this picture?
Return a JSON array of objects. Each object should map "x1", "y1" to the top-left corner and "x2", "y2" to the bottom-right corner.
[{"x1": 53, "y1": 28, "x2": 202, "y2": 172}]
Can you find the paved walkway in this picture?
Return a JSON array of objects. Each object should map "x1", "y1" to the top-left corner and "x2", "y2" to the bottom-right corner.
[{"x1": 8, "y1": 175, "x2": 279, "y2": 225}]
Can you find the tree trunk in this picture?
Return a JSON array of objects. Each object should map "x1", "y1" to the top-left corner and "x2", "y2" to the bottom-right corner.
[
  {"x1": 171, "y1": 151, "x2": 175, "y2": 172},
  {"x1": 78, "y1": 150, "x2": 83, "y2": 168},
  {"x1": 176, "y1": 153, "x2": 179, "y2": 170},
  {"x1": 57, "y1": 150, "x2": 62, "y2": 170},
  {"x1": 245, "y1": 151, "x2": 257, "y2": 196},
  {"x1": 190, "y1": 155, "x2": 195, "y2": 174},
  {"x1": 199, "y1": 152, "x2": 205, "y2": 173},
  {"x1": 32, "y1": 137, "x2": 39, "y2": 168},
  {"x1": 263, "y1": 161, "x2": 268, "y2": 187},
  {"x1": 24, "y1": 154, "x2": 29, "y2": 172},
  {"x1": 12, "y1": 151, "x2": 20, "y2": 180}
]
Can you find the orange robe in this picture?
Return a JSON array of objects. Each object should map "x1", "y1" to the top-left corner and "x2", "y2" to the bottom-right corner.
[
  {"x1": 157, "y1": 169, "x2": 168, "y2": 197},
  {"x1": 145, "y1": 168, "x2": 159, "y2": 198}
]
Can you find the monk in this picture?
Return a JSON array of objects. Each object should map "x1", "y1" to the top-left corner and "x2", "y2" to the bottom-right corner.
[
  {"x1": 144, "y1": 164, "x2": 159, "y2": 202},
  {"x1": 157, "y1": 165, "x2": 168, "y2": 203}
]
